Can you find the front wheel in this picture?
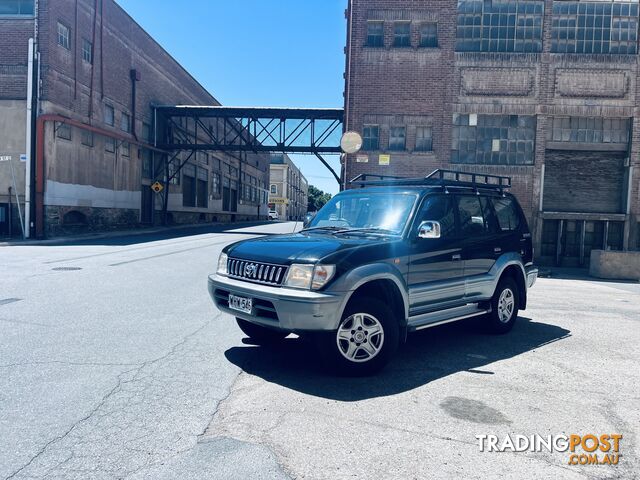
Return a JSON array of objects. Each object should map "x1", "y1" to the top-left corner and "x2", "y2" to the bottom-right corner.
[
  {"x1": 317, "y1": 297, "x2": 399, "y2": 376},
  {"x1": 236, "y1": 318, "x2": 288, "y2": 344},
  {"x1": 484, "y1": 277, "x2": 519, "y2": 334}
]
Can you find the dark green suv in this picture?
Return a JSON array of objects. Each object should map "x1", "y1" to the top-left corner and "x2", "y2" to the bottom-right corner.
[{"x1": 209, "y1": 170, "x2": 538, "y2": 375}]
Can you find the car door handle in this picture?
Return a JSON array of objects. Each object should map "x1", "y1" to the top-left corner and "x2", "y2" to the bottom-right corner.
[
  {"x1": 452, "y1": 254, "x2": 462, "y2": 261},
  {"x1": 494, "y1": 247, "x2": 502, "y2": 254}
]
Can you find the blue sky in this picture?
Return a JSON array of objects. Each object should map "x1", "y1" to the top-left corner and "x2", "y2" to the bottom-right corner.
[{"x1": 117, "y1": 0, "x2": 346, "y2": 195}]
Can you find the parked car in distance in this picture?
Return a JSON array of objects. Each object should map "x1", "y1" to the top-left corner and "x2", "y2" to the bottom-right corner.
[
  {"x1": 208, "y1": 170, "x2": 538, "y2": 376},
  {"x1": 268, "y1": 210, "x2": 279, "y2": 221}
]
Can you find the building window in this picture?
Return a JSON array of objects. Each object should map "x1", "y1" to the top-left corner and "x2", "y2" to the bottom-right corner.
[
  {"x1": 456, "y1": 0, "x2": 544, "y2": 53},
  {"x1": 366, "y1": 21, "x2": 384, "y2": 47},
  {"x1": 362, "y1": 125, "x2": 380, "y2": 150},
  {"x1": 82, "y1": 38, "x2": 93, "y2": 64},
  {"x1": 452, "y1": 114, "x2": 536, "y2": 165},
  {"x1": 415, "y1": 127, "x2": 433, "y2": 152},
  {"x1": 394, "y1": 22, "x2": 411, "y2": 47},
  {"x1": 105, "y1": 137, "x2": 115, "y2": 153},
  {"x1": 197, "y1": 151, "x2": 208, "y2": 165},
  {"x1": 548, "y1": 117, "x2": 631, "y2": 145},
  {"x1": 270, "y1": 184, "x2": 277, "y2": 194},
  {"x1": 55, "y1": 122, "x2": 71, "y2": 140},
  {"x1": 104, "y1": 104, "x2": 114, "y2": 126},
  {"x1": 81, "y1": 130, "x2": 94, "y2": 147},
  {"x1": 142, "y1": 122, "x2": 151, "y2": 142},
  {"x1": 0, "y1": 0, "x2": 34, "y2": 15},
  {"x1": 142, "y1": 150, "x2": 153, "y2": 178},
  {"x1": 120, "y1": 112, "x2": 131, "y2": 133},
  {"x1": 121, "y1": 142, "x2": 130, "y2": 157},
  {"x1": 389, "y1": 127, "x2": 406, "y2": 151},
  {"x1": 420, "y1": 23, "x2": 438, "y2": 47},
  {"x1": 212, "y1": 172, "x2": 221, "y2": 196},
  {"x1": 551, "y1": 2, "x2": 639, "y2": 54},
  {"x1": 57, "y1": 22, "x2": 70, "y2": 50}
]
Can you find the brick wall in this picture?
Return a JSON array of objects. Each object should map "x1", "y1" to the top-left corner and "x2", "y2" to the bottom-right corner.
[
  {"x1": 0, "y1": 18, "x2": 33, "y2": 100},
  {"x1": 345, "y1": 0, "x2": 640, "y2": 251}
]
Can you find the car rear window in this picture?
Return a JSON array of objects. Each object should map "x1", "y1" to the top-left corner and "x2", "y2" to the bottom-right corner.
[{"x1": 492, "y1": 197, "x2": 521, "y2": 232}]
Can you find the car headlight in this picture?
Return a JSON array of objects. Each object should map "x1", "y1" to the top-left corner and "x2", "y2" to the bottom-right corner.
[
  {"x1": 217, "y1": 252, "x2": 228, "y2": 275},
  {"x1": 284, "y1": 264, "x2": 336, "y2": 290}
]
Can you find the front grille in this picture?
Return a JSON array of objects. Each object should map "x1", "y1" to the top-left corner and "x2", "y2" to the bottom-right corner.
[{"x1": 227, "y1": 258, "x2": 288, "y2": 286}]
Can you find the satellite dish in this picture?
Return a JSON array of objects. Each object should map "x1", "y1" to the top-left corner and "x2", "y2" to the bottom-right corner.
[{"x1": 340, "y1": 131, "x2": 363, "y2": 154}]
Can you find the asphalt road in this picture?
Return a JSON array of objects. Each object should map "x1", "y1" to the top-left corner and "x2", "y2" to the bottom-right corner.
[{"x1": 1, "y1": 222, "x2": 638, "y2": 479}]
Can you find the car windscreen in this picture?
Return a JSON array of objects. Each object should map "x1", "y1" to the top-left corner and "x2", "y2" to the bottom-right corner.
[{"x1": 307, "y1": 192, "x2": 417, "y2": 235}]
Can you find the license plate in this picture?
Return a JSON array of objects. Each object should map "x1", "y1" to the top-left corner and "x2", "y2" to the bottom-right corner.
[{"x1": 228, "y1": 294, "x2": 253, "y2": 314}]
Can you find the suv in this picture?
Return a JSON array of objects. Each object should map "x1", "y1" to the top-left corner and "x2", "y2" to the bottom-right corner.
[
  {"x1": 268, "y1": 210, "x2": 279, "y2": 221},
  {"x1": 208, "y1": 170, "x2": 538, "y2": 375}
]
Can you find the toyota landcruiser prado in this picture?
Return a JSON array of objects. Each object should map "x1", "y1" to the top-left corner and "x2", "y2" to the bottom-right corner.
[{"x1": 208, "y1": 170, "x2": 538, "y2": 375}]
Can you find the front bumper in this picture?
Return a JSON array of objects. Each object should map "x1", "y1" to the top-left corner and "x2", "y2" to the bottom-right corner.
[
  {"x1": 207, "y1": 274, "x2": 344, "y2": 332},
  {"x1": 526, "y1": 266, "x2": 538, "y2": 289}
]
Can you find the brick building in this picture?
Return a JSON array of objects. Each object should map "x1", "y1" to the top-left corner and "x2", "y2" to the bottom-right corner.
[
  {"x1": 0, "y1": 0, "x2": 270, "y2": 238},
  {"x1": 344, "y1": 0, "x2": 640, "y2": 266},
  {"x1": 269, "y1": 154, "x2": 309, "y2": 220}
]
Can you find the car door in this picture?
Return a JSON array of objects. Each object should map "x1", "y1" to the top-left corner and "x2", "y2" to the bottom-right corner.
[
  {"x1": 407, "y1": 194, "x2": 465, "y2": 315},
  {"x1": 456, "y1": 194, "x2": 501, "y2": 300}
]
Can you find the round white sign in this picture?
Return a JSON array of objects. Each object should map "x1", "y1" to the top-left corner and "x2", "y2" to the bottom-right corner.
[{"x1": 340, "y1": 131, "x2": 363, "y2": 154}]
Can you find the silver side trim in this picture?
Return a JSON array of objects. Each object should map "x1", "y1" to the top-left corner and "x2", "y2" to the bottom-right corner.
[{"x1": 408, "y1": 303, "x2": 489, "y2": 331}]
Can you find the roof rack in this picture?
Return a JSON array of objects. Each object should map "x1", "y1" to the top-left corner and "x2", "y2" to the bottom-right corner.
[{"x1": 349, "y1": 169, "x2": 512, "y2": 193}]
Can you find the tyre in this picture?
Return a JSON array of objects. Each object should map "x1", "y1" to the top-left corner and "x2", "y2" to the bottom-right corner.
[
  {"x1": 484, "y1": 277, "x2": 519, "y2": 334},
  {"x1": 317, "y1": 297, "x2": 399, "y2": 376},
  {"x1": 236, "y1": 318, "x2": 288, "y2": 344}
]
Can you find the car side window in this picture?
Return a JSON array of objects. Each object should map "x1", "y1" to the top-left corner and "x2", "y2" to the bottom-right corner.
[
  {"x1": 456, "y1": 196, "x2": 488, "y2": 236},
  {"x1": 480, "y1": 196, "x2": 501, "y2": 235},
  {"x1": 492, "y1": 197, "x2": 521, "y2": 232},
  {"x1": 416, "y1": 195, "x2": 456, "y2": 238}
]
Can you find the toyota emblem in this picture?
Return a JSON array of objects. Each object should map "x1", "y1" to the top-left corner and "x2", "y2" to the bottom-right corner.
[{"x1": 244, "y1": 263, "x2": 257, "y2": 277}]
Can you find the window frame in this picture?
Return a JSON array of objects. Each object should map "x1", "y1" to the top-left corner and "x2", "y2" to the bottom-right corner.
[
  {"x1": 105, "y1": 136, "x2": 116, "y2": 153},
  {"x1": 80, "y1": 129, "x2": 94, "y2": 147},
  {"x1": 57, "y1": 21, "x2": 70, "y2": 50},
  {"x1": 81, "y1": 38, "x2": 93, "y2": 64},
  {"x1": 0, "y1": 0, "x2": 35, "y2": 16},
  {"x1": 362, "y1": 124, "x2": 380, "y2": 151},
  {"x1": 388, "y1": 126, "x2": 407, "y2": 151},
  {"x1": 420, "y1": 22, "x2": 438, "y2": 48},
  {"x1": 366, "y1": 21, "x2": 385, "y2": 47},
  {"x1": 55, "y1": 122, "x2": 71, "y2": 141},
  {"x1": 393, "y1": 21, "x2": 412, "y2": 48},
  {"x1": 415, "y1": 126, "x2": 433, "y2": 152},
  {"x1": 104, "y1": 104, "x2": 115, "y2": 127},
  {"x1": 120, "y1": 112, "x2": 131, "y2": 133}
]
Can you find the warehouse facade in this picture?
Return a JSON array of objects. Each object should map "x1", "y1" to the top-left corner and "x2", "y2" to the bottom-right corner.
[
  {"x1": 344, "y1": 0, "x2": 640, "y2": 266},
  {"x1": 268, "y1": 154, "x2": 309, "y2": 221},
  {"x1": 0, "y1": 0, "x2": 270, "y2": 238}
]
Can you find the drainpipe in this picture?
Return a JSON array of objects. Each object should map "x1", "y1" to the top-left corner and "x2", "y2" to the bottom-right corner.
[{"x1": 24, "y1": 38, "x2": 35, "y2": 238}]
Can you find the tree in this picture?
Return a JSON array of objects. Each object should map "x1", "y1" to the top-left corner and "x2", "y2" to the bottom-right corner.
[{"x1": 307, "y1": 185, "x2": 332, "y2": 212}]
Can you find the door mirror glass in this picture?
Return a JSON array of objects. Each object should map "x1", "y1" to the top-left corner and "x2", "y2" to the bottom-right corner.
[{"x1": 418, "y1": 221, "x2": 441, "y2": 239}]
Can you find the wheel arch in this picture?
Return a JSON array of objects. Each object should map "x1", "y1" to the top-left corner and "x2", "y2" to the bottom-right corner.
[
  {"x1": 332, "y1": 265, "x2": 409, "y2": 330},
  {"x1": 498, "y1": 264, "x2": 527, "y2": 310}
]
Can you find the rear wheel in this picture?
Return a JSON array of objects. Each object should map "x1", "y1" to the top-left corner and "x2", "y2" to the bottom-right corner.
[
  {"x1": 484, "y1": 277, "x2": 519, "y2": 334},
  {"x1": 236, "y1": 318, "x2": 288, "y2": 344},
  {"x1": 317, "y1": 297, "x2": 399, "y2": 376}
]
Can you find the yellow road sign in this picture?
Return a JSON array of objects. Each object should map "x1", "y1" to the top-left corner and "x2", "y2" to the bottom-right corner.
[{"x1": 151, "y1": 181, "x2": 164, "y2": 193}]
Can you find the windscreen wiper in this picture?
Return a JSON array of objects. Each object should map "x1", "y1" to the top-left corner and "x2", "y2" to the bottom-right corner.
[
  {"x1": 333, "y1": 227, "x2": 398, "y2": 236},
  {"x1": 300, "y1": 226, "x2": 344, "y2": 234}
]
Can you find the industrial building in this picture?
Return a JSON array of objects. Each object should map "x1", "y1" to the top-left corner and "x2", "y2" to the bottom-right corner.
[
  {"x1": 268, "y1": 154, "x2": 309, "y2": 220},
  {"x1": 344, "y1": 0, "x2": 640, "y2": 266},
  {"x1": 0, "y1": 0, "x2": 270, "y2": 238}
]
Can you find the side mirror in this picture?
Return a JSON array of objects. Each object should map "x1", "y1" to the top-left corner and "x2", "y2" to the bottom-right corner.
[{"x1": 418, "y1": 221, "x2": 441, "y2": 239}]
